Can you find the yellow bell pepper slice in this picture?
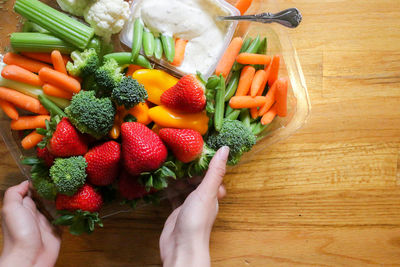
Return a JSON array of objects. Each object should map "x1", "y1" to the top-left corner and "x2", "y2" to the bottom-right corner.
[
  {"x1": 132, "y1": 69, "x2": 178, "y2": 105},
  {"x1": 148, "y1": 106, "x2": 209, "y2": 135}
]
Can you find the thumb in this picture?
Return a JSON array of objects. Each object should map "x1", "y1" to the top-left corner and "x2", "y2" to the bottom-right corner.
[{"x1": 197, "y1": 146, "x2": 229, "y2": 199}]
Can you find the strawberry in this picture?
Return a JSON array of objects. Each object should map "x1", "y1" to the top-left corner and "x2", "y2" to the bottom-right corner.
[
  {"x1": 118, "y1": 171, "x2": 154, "y2": 200},
  {"x1": 160, "y1": 74, "x2": 206, "y2": 113},
  {"x1": 159, "y1": 128, "x2": 204, "y2": 163},
  {"x1": 36, "y1": 147, "x2": 55, "y2": 167},
  {"x1": 84, "y1": 141, "x2": 121, "y2": 186},
  {"x1": 48, "y1": 117, "x2": 88, "y2": 157},
  {"x1": 121, "y1": 122, "x2": 167, "y2": 176},
  {"x1": 56, "y1": 184, "x2": 103, "y2": 212}
]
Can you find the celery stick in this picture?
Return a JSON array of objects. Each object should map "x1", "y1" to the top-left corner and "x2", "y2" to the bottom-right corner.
[
  {"x1": 14, "y1": 0, "x2": 94, "y2": 49},
  {"x1": 22, "y1": 21, "x2": 49, "y2": 33},
  {"x1": 11, "y1": 33, "x2": 76, "y2": 53}
]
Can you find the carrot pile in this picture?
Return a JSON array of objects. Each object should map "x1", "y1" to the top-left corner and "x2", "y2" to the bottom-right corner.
[
  {"x1": 215, "y1": 35, "x2": 289, "y2": 126},
  {"x1": 0, "y1": 51, "x2": 82, "y2": 149}
]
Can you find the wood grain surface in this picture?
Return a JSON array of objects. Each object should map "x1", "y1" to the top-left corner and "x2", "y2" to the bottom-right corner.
[{"x1": 1, "y1": 0, "x2": 400, "y2": 266}]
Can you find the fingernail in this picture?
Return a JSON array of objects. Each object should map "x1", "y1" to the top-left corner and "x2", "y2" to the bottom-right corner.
[{"x1": 217, "y1": 146, "x2": 230, "y2": 161}]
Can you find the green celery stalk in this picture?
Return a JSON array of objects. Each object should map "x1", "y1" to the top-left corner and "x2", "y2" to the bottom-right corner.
[
  {"x1": 10, "y1": 33, "x2": 76, "y2": 53},
  {"x1": 22, "y1": 21, "x2": 49, "y2": 33},
  {"x1": 14, "y1": 0, "x2": 94, "y2": 49}
]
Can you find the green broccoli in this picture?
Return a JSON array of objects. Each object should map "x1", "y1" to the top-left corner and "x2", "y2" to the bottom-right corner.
[
  {"x1": 66, "y1": 48, "x2": 100, "y2": 78},
  {"x1": 65, "y1": 90, "x2": 115, "y2": 139},
  {"x1": 33, "y1": 178, "x2": 57, "y2": 200},
  {"x1": 111, "y1": 77, "x2": 148, "y2": 109},
  {"x1": 206, "y1": 119, "x2": 256, "y2": 165},
  {"x1": 94, "y1": 58, "x2": 124, "y2": 96},
  {"x1": 50, "y1": 156, "x2": 87, "y2": 196}
]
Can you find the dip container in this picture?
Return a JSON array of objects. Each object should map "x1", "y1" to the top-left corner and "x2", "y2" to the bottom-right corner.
[{"x1": 0, "y1": 0, "x2": 311, "y2": 218}]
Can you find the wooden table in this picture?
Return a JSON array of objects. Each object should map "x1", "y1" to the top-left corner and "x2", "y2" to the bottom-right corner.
[{"x1": 1, "y1": 0, "x2": 400, "y2": 266}]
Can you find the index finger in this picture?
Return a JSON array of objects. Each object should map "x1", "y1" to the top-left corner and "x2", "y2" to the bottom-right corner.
[
  {"x1": 3, "y1": 180, "x2": 30, "y2": 206},
  {"x1": 197, "y1": 146, "x2": 229, "y2": 199}
]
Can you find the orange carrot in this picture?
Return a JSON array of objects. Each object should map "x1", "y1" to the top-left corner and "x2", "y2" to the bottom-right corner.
[
  {"x1": 21, "y1": 52, "x2": 69, "y2": 65},
  {"x1": 250, "y1": 70, "x2": 267, "y2": 97},
  {"x1": 126, "y1": 65, "x2": 143, "y2": 77},
  {"x1": 229, "y1": 96, "x2": 266, "y2": 109},
  {"x1": 42, "y1": 84, "x2": 73, "y2": 100},
  {"x1": 69, "y1": 75, "x2": 82, "y2": 84},
  {"x1": 3, "y1": 52, "x2": 50, "y2": 73},
  {"x1": 21, "y1": 130, "x2": 44, "y2": 150},
  {"x1": 171, "y1": 39, "x2": 188, "y2": 66},
  {"x1": 275, "y1": 77, "x2": 288, "y2": 117},
  {"x1": 236, "y1": 53, "x2": 271, "y2": 65},
  {"x1": 0, "y1": 99, "x2": 19, "y2": 120},
  {"x1": 109, "y1": 123, "x2": 121, "y2": 139},
  {"x1": 261, "y1": 103, "x2": 278, "y2": 125},
  {"x1": 39, "y1": 67, "x2": 81, "y2": 94},
  {"x1": 265, "y1": 55, "x2": 281, "y2": 87},
  {"x1": 249, "y1": 107, "x2": 258, "y2": 119},
  {"x1": 1, "y1": 65, "x2": 43, "y2": 87},
  {"x1": 0, "y1": 87, "x2": 48, "y2": 115},
  {"x1": 11, "y1": 115, "x2": 50, "y2": 130},
  {"x1": 258, "y1": 81, "x2": 278, "y2": 116},
  {"x1": 51, "y1": 50, "x2": 67, "y2": 75},
  {"x1": 215, "y1": 37, "x2": 243, "y2": 78},
  {"x1": 235, "y1": 0, "x2": 253, "y2": 15},
  {"x1": 235, "y1": 66, "x2": 256, "y2": 96},
  {"x1": 127, "y1": 102, "x2": 152, "y2": 125}
]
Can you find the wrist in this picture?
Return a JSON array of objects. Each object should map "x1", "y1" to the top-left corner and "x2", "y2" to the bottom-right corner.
[{"x1": 164, "y1": 237, "x2": 210, "y2": 267}]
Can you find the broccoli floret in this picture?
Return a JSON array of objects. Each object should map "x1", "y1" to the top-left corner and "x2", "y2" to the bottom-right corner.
[
  {"x1": 111, "y1": 77, "x2": 148, "y2": 109},
  {"x1": 66, "y1": 48, "x2": 100, "y2": 78},
  {"x1": 65, "y1": 91, "x2": 115, "y2": 139},
  {"x1": 33, "y1": 178, "x2": 57, "y2": 200},
  {"x1": 206, "y1": 119, "x2": 256, "y2": 165},
  {"x1": 50, "y1": 156, "x2": 87, "y2": 196},
  {"x1": 94, "y1": 58, "x2": 124, "y2": 96}
]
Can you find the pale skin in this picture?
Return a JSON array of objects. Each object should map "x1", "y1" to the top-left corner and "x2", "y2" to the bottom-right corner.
[{"x1": 0, "y1": 146, "x2": 229, "y2": 267}]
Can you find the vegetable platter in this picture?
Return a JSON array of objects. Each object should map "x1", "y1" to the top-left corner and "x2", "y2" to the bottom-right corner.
[{"x1": 0, "y1": 0, "x2": 310, "y2": 235}]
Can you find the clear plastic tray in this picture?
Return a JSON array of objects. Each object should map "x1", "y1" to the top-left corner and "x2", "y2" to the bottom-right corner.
[
  {"x1": 0, "y1": 0, "x2": 311, "y2": 218},
  {"x1": 119, "y1": 0, "x2": 240, "y2": 79}
]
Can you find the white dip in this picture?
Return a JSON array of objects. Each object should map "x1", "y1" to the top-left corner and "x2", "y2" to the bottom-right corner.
[{"x1": 126, "y1": 0, "x2": 232, "y2": 75}]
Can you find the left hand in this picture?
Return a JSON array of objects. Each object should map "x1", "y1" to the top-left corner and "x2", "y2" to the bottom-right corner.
[{"x1": 0, "y1": 181, "x2": 61, "y2": 267}]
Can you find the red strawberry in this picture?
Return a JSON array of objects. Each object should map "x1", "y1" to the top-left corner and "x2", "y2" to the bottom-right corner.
[
  {"x1": 121, "y1": 122, "x2": 167, "y2": 176},
  {"x1": 84, "y1": 141, "x2": 121, "y2": 186},
  {"x1": 36, "y1": 147, "x2": 55, "y2": 167},
  {"x1": 56, "y1": 184, "x2": 103, "y2": 212},
  {"x1": 159, "y1": 128, "x2": 204, "y2": 163},
  {"x1": 48, "y1": 117, "x2": 88, "y2": 157},
  {"x1": 118, "y1": 171, "x2": 155, "y2": 200},
  {"x1": 160, "y1": 74, "x2": 206, "y2": 113}
]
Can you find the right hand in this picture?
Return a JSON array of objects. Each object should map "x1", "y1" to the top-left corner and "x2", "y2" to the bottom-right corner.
[{"x1": 160, "y1": 146, "x2": 229, "y2": 267}]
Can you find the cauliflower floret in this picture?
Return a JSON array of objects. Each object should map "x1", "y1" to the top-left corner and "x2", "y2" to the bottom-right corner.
[
  {"x1": 84, "y1": 0, "x2": 130, "y2": 41},
  {"x1": 56, "y1": 0, "x2": 93, "y2": 17}
]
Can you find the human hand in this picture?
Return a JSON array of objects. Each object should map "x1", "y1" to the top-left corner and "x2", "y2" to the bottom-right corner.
[
  {"x1": 0, "y1": 181, "x2": 61, "y2": 267},
  {"x1": 160, "y1": 146, "x2": 229, "y2": 267}
]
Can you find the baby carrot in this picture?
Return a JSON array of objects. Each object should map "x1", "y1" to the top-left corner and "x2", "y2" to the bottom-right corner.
[
  {"x1": 171, "y1": 38, "x2": 188, "y2": 67},
  {"x1": 235, "y1": 0, "x2": 253, "y2": 15},
  {"x1": 21, "y1": 130, "x2": 44, "y2": 150},
  {"x1": 1, "y1": 65, "x2": 43, "y2": 87},
  {"x1": 11, "y1": 115, "x2": 50, "y2": 130},
  {"x1": 39, "y1": 67, "x2": 80, "y2": 94},
  {"x1": 266, "y1": 55, "x2": 281, "y2": 87},
  {"x1": 3, "y1": 52, "x2": 50, "y2": 73},
  {"x1": 0, "y1": 87, "x2": 48, "y2": 114},
  {"x1": 250, "y1": 107, "x2": 259, "y2": 119},
  {"x1": 258, "y1": 81, "x2": 278, "y2": 116},
  {"x1": 215, "y1": 37, "x2": 243, "y2": 78},
  {"x1": 236, "y1": 53, "x2": 271, "y2": 65},
  {"x1": 21, "y1": 52, "x2": 69, "y2": 65},
  {"x1": 51, "y1": 50, "x2": 67, "y2": 75},
  {"x1": 229, "y1": 96, "x2": 266, "y2": 109},
  {"x1": 0, "y1": 99, "x2": 19, "y2": 120},
  {"x1": 275, "y1": 77, "x2": 288, "y2": 117},
  {"x1": 127, "y1": 102, "x2": 152, "y2": 125},
  {"x1": 126, "y1": 65, "x2": 143, "y2": 77},
  {"x1": 235, "y1": 66, "x2": 256, "y2": 96},
  {"x1": 261, "y1": 103, "x2": 278, "y2": 125},
  {"x1": 109, "y1": 123, "x2": 121, "y2": 139},
  {"x1": 250, "y1": 70, "x2": 267, "y2": 97}
]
